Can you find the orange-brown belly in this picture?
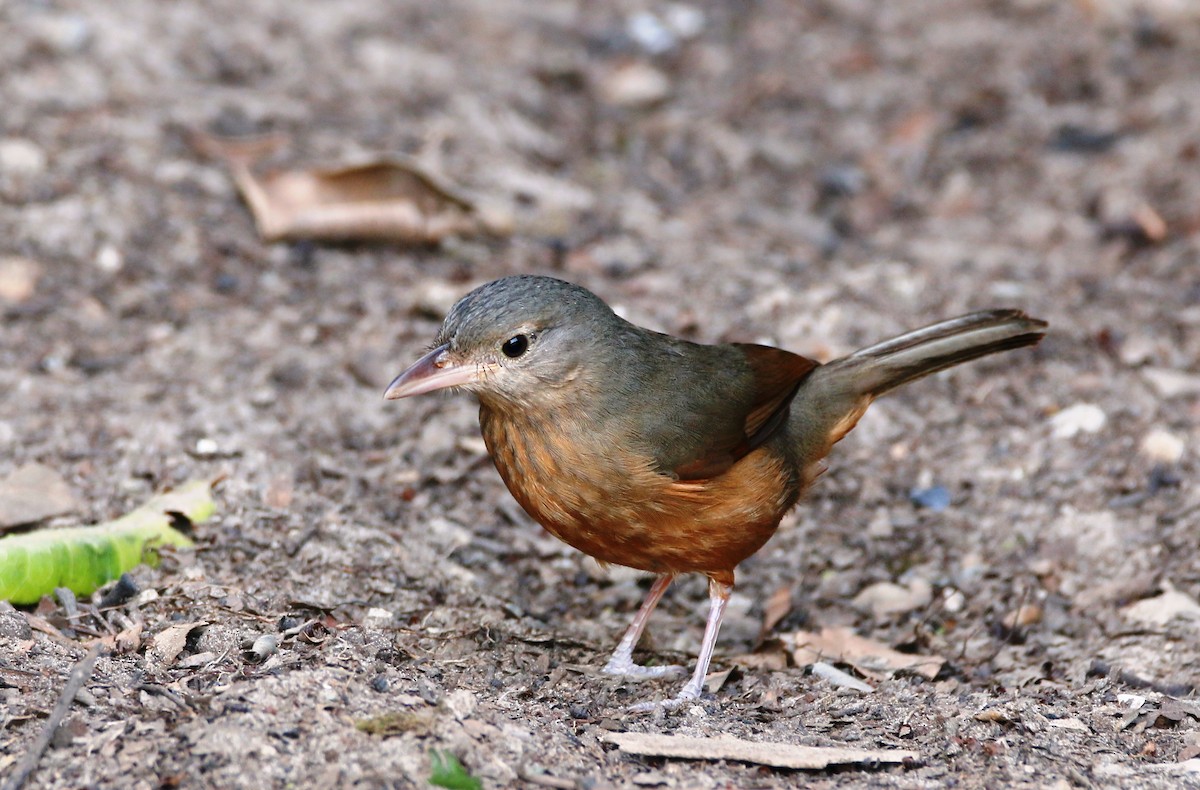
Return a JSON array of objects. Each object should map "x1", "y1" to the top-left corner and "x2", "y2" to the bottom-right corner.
[{"x1": 479, "y1": 407, "x2": 802, "y2": 575}]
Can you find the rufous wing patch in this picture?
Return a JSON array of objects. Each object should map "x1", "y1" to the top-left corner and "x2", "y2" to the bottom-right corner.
[
  {"x1": 671, "y1": 345, "x2": 817, "y2": 482},
  {"x1": 735, "y1": 344, "x2": 819, "y2": 448}
]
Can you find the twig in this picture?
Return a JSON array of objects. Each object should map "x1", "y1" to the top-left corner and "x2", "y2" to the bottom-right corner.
[{"x1": 2, "y1": 642, "x2": 103, "y2": 790}]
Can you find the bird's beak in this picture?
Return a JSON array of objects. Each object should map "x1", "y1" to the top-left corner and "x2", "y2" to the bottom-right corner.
[{"x1": 384, "y1": 344, "x2": 479, "y2": 399}]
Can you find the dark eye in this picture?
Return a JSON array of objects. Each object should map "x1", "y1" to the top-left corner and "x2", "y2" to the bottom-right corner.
[{"x1": 501, "y1": 334, "x2": 529, "y2": 358}]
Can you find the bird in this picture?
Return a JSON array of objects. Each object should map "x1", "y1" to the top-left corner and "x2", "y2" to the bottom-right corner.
[{"x1": 385, "y1": 274, "x2": 1046, "y2": 709}]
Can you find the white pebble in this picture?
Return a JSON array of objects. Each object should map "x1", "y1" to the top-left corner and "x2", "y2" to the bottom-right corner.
[
  {"x1": 1141, "y1": 428, "x2": 1184, "y2": 464},
  {"x1": 1049, "y1": 403, "x2": 1106, "y2": 438},
  {"x1": 0, "y1": 138, "x2": 47, "y2": 176},
  {"x1": 194, "y1": 438, "x2": 219, "y2": 456}
]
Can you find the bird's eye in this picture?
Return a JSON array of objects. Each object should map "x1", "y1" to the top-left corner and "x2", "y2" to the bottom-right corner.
[{"x1": 501, "y1": 334, "x2": 529, "y2": 358}]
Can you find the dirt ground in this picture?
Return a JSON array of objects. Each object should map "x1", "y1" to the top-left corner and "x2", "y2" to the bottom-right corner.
[{"x1": 2, "y1": 0, "x2": 1200, "y2": 787}]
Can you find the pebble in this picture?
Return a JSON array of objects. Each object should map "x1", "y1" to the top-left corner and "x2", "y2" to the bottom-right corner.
[
  {"x1": 0, "y1": 139, "x2": 47, "y2": 177},
  {"x1": 852, "y1": 578, "x2": 933, "y2": 618},
  {"x1": 1142, "y1": 368, "x2": 1200, "y2": 398},
  {"x1": 1002, "y1": 604, "x2": 1043, "y2": 630},
  {"x1": 242, "y1": 634, "x2": 279, "y2": 663},
  {"x1": 909, "y1": 485, "x2": 951, "y2": 511},
  {"x1": 194, "y1": 438, "x2": 220, "y2": 456},
  {"x1": 1049, "y1": 403, "x2": 1106, "y2": 438},
  {"x1": 362, "y1": 607, "x2": 394, "y2": 629},
  {"x1": 600, "y1": 62, "x2": 671, "y2": 108},
  {"x1": 0, "y1": 257, "x2": 40, "y2": 303},
  {"x1": 1141, "y1": 428, "x2": 1185, "y2": 464}
]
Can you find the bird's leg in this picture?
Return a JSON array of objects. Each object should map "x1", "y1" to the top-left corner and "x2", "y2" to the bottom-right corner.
[
  {"x1": 629, "y1": 573, "x2": 733, "y2": 712},
  {"x1": 602, "y1": 574, "x2": 683, "y2": 679}
]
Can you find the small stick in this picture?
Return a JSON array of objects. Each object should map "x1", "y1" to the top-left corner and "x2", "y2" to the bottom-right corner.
[{"x1": 2, "y1": 642, "x2": 104, "y2": 790}]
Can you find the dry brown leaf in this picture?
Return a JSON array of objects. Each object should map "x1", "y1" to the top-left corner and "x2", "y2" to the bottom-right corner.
[
  {"x1": 0, "y1": 462, "x2": 78, "y2": 530},
  {"x1": 732, "y1": 645, "x2": 790, "y2": 672},
  {"x1": 704, "y1": 666, "x2": 735, "y2": 694},
  {"x1": 195, "y1": 131, "x2": 511, "y2": 243},
  {"x1": 1121, "y1": 581, "x2": 1200, "y2": 628},
  {"x1": 759, "y1": 584, "x2": 792, "y2": 639},
  {"x1": 602, "y1": 732, "x2": 918, "y2": 770},
  {"x1": 791, "y1": 626, "x2": 944, "y2": 681},
  {"x1": 147, "y1": 621, "x2": 206, "y2": 666}
]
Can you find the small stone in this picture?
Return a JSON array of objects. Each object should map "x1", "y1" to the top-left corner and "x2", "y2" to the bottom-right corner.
[
  {"x1": 1002, "y1": 604, "x2": 1043, "y2": 630},
  {"x1": 443, "y1": 688, "x2": 477, "y2": 720},
  {"x1": 95, "y1": 244, "x2": 123, "y2": 274},
  {"x1": 363, "y1": 607, "x2": 394, "y2": 628},
  {"x1": 1142, "y1": 368, "x2": 1200, "y2": 398},
  {"x1": 600, "y1": 61, "x2": 671, "y2": 108},
  {"x1": 194, "y1": 438, "x2": 219, "y2": 456},
  {"x1": 909, "y1": 485, "x2": 951, "y2": 511},
  {"x1": 1141, "y1": 429, "x2": 1184, "y2": 464},
  {"x1": 942, "y1": 588, "x2": 966, "y2": 614},
  {"x1": 1049, "y1": 403, "x2": 1106, "y2": 438},
  {"x1": 241, "y1": 634, "x2": 279, "y2": 663},
  {"x1": 0, "y1": 257, "x2": 41, "y2": 303},
  {"x1": 852, "y1": 578, "x2": 933, "y2": 618},
  {"x1": 0, "y1": 139, "x2": 47, "y2": 177},
  {"x1": 0, "y1": 603, "x2": 33, "y2": 640},
  {"x1": 411, "y1": 279, "x2": 461, "y2": 318}
]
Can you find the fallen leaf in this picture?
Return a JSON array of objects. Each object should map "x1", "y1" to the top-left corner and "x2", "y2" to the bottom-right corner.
[
  {"x1": 222, "y1": 152, "x2": 510, "y2": 245},
  {"x1": 0, "y1": 462, "x2": 78, "y2": 530},
  {"x1": 731, "y1": 645, "x2": 789, "y2": 672},
  {"x1": 601, "y1": 732, "x2": 917, "y2": 770},
  {"x1": 704, "y1": 666, "x2": 735, "y2": 694},
  {"x1": 791, "y1": 627, "x2": 944, "y2": 681},
  {"x1": 1121, "y1": 581, "x2": 1200, "y2": 628},
  {"x1": 148, "y1": 621, "x2": 206, "y2": 666},
  {"x1": 759, "y1": 584, "x2": 792, "y2": 639}
]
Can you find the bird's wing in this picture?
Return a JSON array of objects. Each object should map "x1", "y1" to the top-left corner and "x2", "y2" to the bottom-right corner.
[{"x1": 666, "y1": 343, "x2": 818, "y2": 481}]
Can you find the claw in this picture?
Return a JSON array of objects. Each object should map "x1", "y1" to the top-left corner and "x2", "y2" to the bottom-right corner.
[
  {"x1": 602, "y1": 656, "x2": 685, "y2": 680},
  {"x1": 614, "y1": 576, "x2": 733, "y2": 713}
]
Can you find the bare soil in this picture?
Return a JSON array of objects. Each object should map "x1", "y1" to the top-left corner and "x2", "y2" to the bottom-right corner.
[{"x1": 2, "y1": 0, "x2": 1199, "y2": 787}]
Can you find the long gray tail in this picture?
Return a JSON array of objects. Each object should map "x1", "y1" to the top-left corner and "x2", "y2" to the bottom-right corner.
[
  {"x1": 790, "y1": 310, "x2": 1046, "y2": 458},
  {"x1": 828, "y1": 309, "x2": 1047, "y2": 399}
]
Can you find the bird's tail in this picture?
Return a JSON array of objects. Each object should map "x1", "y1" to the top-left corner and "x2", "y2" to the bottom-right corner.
[{"x1": 790, "y1": 310, "x2": 1047, "y2": 456}]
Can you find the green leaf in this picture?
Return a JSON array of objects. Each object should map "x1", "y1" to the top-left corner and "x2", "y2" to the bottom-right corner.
[
  {"x1": 429, "y1": 749, "x2": 482, "y2": 790},
  {"x1": 0, "y1": 480, "x2": 215, "y2": 604}
]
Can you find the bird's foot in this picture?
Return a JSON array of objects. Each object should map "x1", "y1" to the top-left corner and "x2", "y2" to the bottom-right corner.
[
  {"x1": 602, "y1": 654, "x2": 685, "y2": 680},
  {"x1": 626, "y1": 678, "x2": 703, "y2": 713}
]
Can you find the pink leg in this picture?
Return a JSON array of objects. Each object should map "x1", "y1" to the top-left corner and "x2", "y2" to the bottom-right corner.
[
  {"x1": 630, "y1": 575, "x2": 733, "y2": 712},
  {"x1": 602, "y1": 574, "x2": 683, "y2": 679}
]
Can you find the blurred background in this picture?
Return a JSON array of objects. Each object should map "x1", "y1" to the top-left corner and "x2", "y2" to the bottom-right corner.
[{"x1": 1, "y1": 0, "x2": 1197, "y2": 786}]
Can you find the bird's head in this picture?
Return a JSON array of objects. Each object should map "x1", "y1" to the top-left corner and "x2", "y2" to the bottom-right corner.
[{"x1": 384, "y1": 275, "x2": 622, "y2": 409}]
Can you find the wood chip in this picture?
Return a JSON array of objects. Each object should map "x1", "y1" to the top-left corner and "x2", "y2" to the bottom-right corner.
[{"x1": 602, "y1": 732, "x2": 917, "y2": 770}]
